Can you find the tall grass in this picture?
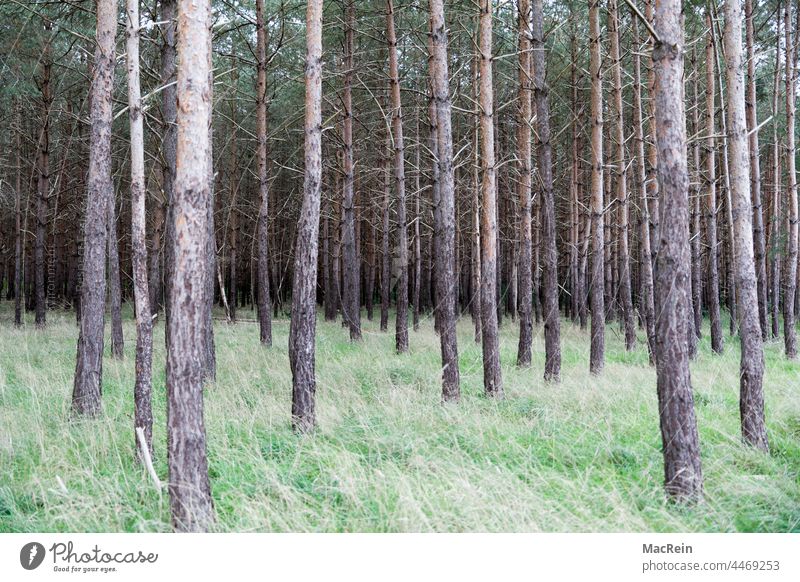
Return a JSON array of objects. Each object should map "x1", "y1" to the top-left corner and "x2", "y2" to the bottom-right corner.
[{"x1": 0, "y1": 304, "x2": 798, "y2": 532}]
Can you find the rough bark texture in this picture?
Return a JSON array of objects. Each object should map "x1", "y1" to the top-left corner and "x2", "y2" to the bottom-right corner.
[
  {"x1": 167, "y1": 0, "x2": 215, "y2": 532},
  {"x1": 652, "y1": 0, "x2": 704, "y2": 501},
  {"x1": 516, "y1": 0, "x2": 533, "y2": 368},
  {"x1": 609, "y1": 0, "x2": 634, "y2": 352},
  {"x1": 588, "y1": 0, "x2": 605, "y2": 375},
  {"x1": 387, "y1": 0, "x2": 408, "y2": 353},
  {"x1": 256, "y1": 0, "x2": 273, "y2": 346},
  {"x1": 289, "y1": 0, "x2": 324, "y2": 432},
  {"x1": 72, "y1": 0, "x2": 116, "y2": 417},
  {"x1": 724, "y1": 0, "x2": 769, "y2": 452},
  {"x1": 126, "y1": 0, "x2": 153, "y2": 457},
  {"x1": 784, "y1": 1, "x2": 798, "y2": 359},
  {"x1": 342, "y1": 0, "x2": 361, "y2": 342},
  {"x1": 428, "y1": 0, "x2": 461, "y2": 402},
  {"x1": 107, "y1": 191, "x2": 124, "y2": 359},
  {"x1": 160, "y1": 0, "x2": 177, "y2": 331},
  {"x1": 35, "y1": 41, "x2": 51, "y2": 329},
  {"x1": 705, "y1": 11, "x2": 724, "y2": 355},
  {"x1": 531, "y1": 0, "x2": 560, "y2": 380},
  {"x1": 478, "y1": 0, "x2": 503, "y2": 398},
  {"x1": 632, "y1": 17, "x2": 656, "y2": 363},
  {"x1": 770, "y1": 9, "x2": 782, "y2": 341},
  {"x1": 14, "y1": 102, "x2": 23, "y2": 328},
  {"x1": 745, "y1": 0, "x2": 768, "y2": 340}
]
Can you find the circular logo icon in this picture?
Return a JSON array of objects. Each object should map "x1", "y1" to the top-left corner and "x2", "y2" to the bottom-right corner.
[{"x1": 20, "y1": 542, "x2": 46, "y2": 570}]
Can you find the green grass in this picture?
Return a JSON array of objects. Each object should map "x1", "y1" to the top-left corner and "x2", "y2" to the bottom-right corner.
[{"x1": 0, "y1": 304, "x2": 799, "y2": 532}]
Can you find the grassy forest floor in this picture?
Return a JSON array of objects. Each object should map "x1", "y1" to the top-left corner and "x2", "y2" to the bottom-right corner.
[{"x1": 0, "y1": 303, "x2": 798, "y2": 532}]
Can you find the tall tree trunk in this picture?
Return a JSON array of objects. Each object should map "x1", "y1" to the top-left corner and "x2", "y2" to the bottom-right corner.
[
  {"x1": 160, "y1": 0, "x2": 177, "y2": 330},
  {"x1": 35, "y1": 38, "x2": 52, "y2": 329},
  {"x1": 256, "y1": 0, "x2": 273, "y2": 345},
  {"x1": 471, "y1": 32, "x2": 482, "y2": 344},
  {"x1": 531, "y1": 0, "x2": 560, "y2": 379},
  {"x1": 386, "y1": 0, "x2": 409, "y2": 353},
  {"x1": 167, "y1": 0, "x2": 216, "y2": 532},
  {"x1": 289, "y1": 0, "x2": 324, "y2": 432},
  {"x1": 770, "y1": 6, "x2": 782, "y2": 341},
  {"x1": 428, "y1": 0, "x2": 461, "y2": 402},
  {"x1": 413, "y1": 115, "x2": 422, "y2": 332},
  {"x1": 725, "y1": 0, "x2": 769, "y2": 452},
  {"x1": 690, "y1": 48, "x2": 703, "y2": 343},
  {"x1": 588, "y1": 0, "x2": 605, "y2": 375},
  {"x1": 784, "y1": 1, "x2": 798, "y2": 359},
  {"x1": 632, "y1": 16, "x2": 656, "y2": 362},
  {"x1": 745, "y1": 0, "x2": 768, "y2": 340},
  {"x1": 705, "y1": 11, "x2": 724, "y2": 355},
  {"x1": 516, "y1": 0, "x2": 533, "y2": 367},
  {"x1": 126, "y1": 0, "x2": 153, "y2": 458},
  {"x1": 107, "y1": 190, "x2": 124, "y2": 358},
  {"x1": 342, "y1": 0, "x2": 361, "y2": 341},
  {"x1": 478, "y1": 0, "x2": 503, "y2": 397},
  {"x1": 652, "y1": 0, "x2": 704, "y2": 502},
  {"x1": 72, "y1": 0, "x2": 116, "y2": 416},
  {"x1": 608, "y1": 0, "x2": 634, "y2": 352},
  {"x1": 14, "y1": 101, "x2": 23, "y2": 328}
]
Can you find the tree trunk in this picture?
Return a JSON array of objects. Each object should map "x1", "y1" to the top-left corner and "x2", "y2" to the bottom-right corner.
[
  {"x1": 342, "y1": 0, "x2": 361, "y2": 342},
  {"x1": 413, "y1": 115, "x2": 422, "y2": 332},
  {"x1": 724, "y1": 0, "x2": 769, "y2": 452},
  {"x1": 609, "y1": 0, "x2": 634, "y2": 352},
  {"x1": 632, "y1": 16, "x2": 656, "y2": 362},
  {"x1": 289, "y1": 0, "x2": 324, "y2": 432},
  {"x1": 160, "y1": 0, "x2": 177, "y2": 331},
  {"x1": 478, "y1": 0, "x2": 503, "y2": 397},
  {"x1": 256, "y1": 0, "x2": 273, "y2": 345},
  {"x1": 745, "y1": 0, "x2": 768, "y2": 340},
  {"x1": 652, "y1": 0, "x2": 704, "y2": 502},
  {"x1": 428, "y1": 0, "x2": 461, "y2": 402},
  {"x1": 72, "y1": 0, "x2": 116, "y2": 416},
  {"x1": 126, "y1": 0, "x2": 153, "y2": 458},
  {"x1": 705, "y1": 11, "x2": 724, "y2": 355},
  {"x1": 516, "y1": 0, "x2": 533, "y2": 367},
  {"x1": 107, "y1": 190, "x2": 124, "y2": 358},
  {"x1": 386, "y1": 0, "x2": 409, "y2": 353},
  {"x1": 167, "y1": 0, "x2": 216, "y2": 531},
  {"x1": 784, "y1": 1, "x2": 798, "y2": 359},
  {"x1": 588, "y1": 0, "x2": 605, "y2": 375},
  {"x1": 531, "y1": 0, "x2": 560, "y2": 379},
  {"x1": 35, "y1": 39, "x2": 52, "y2": 329},
  {"x1": 14, "y1": 101, "x2": 23, "y2": 328},
  {"x1": 770, "y1": 8, "x2": 782, "y2": 341},
  {"x1": 380, "y1": 122, "x2": 391, "y2": 333}
]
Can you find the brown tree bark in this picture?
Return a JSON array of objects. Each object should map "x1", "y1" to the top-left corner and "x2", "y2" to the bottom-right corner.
[
  {"x1": 531, "y1": 0, "x2": 560, "y2": 379},
  {"x1": 745, "y1": 0, "x2": 768, "y2": 340},
  {"x1": 632, "y1": 16, "x2": 656, "y2": 362},
  {"x1": 770, "y1": 6, "x2": 782, "y2": 341},
  {"x1": 784, "y1": 1, "x2": 798, "y2": 359},
  {"x1": 126, "y1": 0, "x2": 153, "y2": 457},
  {"x1": 428, "y1": 0, "x2": 461, "y2": 402},
  {"x1": 652, "y1": 0, "x2": 704, "y2": 501},
  {"x1": 167, "y1": 0, "x2": 216, "y2": 531},
  {"x1": 608, "y1": 0, "x2": 634, "y2": 352},
  {"x1": 705, "y1": 11, "x2": 724, "y2": 355},
  {"x1": 516, "y1": 0, "x2": 533, "y2": 367},
  {"x1": 72, "y1": 0, "x2": 116, "y2": 416},
  {"x1": 13, "y1": 101, "x2": 23, "y2": 328},
  {"x1": 380, "y1": 119, "x2": 391, "y2": 333},
  {"x1": 160, "y1": 0, "x2": 177, "y2": 329},
  {"x1": 107, "y1": 190, "x2": 124, "y2": 359},
  {"x1": 289, "y1": 0, "x2": 324, "y2": 432},
  {"x1": 725, "y1": 0, "x2": 769, "y2": 452},
  {"x1": 413, "y1": 114, "x2": 422, "y2": 332},
  {"x1": 386, "y1": 0, "x2": 409, "y2": 353},
  {"x1": 589, "y1": 0, "x2": 605, "y2": 375},
  {"x1": 342, "y1": 0, "x2": 361, "y2": 342},
  {"x1": 478, "y1": 0, "x2": 503, "y2": 397},
  {"x1": 35, "y1": 37, "x2": 52, "y2": 329},
  {"x1": 256, "y1": 0, "x2": 273, "y2": 346}
]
